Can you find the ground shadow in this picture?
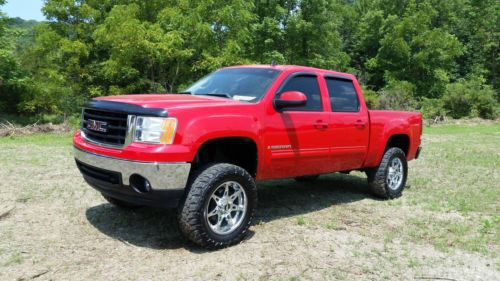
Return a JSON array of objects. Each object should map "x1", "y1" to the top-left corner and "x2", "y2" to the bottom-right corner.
[
  {"x1": 255, "y1": 172, "x2": 375, "y2": 223},
  {"x1": 85, "y1": 172, "x2": 375, "y2": 251}
]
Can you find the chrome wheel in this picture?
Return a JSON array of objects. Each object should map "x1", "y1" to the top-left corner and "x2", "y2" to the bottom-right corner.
[
  {"x1": 204, "y1": 181, "x2": 247, "y2": 235},
  {"x1": 387, "y1": 158, "x2": 403, "y2": 190}
]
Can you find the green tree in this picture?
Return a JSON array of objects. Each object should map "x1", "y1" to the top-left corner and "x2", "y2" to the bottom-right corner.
[
  {"x1": 0, "y1": 2, "x2": 32, "y2": 114},
  {"x1": 0, "y1": 0, "x2": 498, "y2": 120},
  {"x1": 443, "y1": 76, "x2": 498, "y2": 119},
  {"x1": 374, "y1": 1, "x2": 463, "y2": 98},
  {"x1": 284, "y1": 0, "x2": 349, "y2": 69}
]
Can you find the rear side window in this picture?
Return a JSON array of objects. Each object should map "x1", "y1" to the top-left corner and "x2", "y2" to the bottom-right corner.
[
  {"x1": 278, "y1": 75, "x2": 322, "y2": 111},
  {"x1": 325, "y1": 77, "x2": 359, "y2": 112}
]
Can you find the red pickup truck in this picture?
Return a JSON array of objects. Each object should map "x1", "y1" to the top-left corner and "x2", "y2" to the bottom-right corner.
[{"x1": 74, "y1": 65, "x2": 422, "y2": 248}]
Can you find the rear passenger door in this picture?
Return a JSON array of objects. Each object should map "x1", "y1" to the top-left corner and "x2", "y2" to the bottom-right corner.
[{"x1": 325, "y1": 76, "x2": 369, "y2": 171}]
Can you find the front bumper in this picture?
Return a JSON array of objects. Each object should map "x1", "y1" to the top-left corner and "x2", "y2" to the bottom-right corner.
[
  {"x1": 74, "y1": 147, "x2": 191, "y2": 208},
  {"x1": 74, "y1": 147, "x2": 190, "y2": 190}
]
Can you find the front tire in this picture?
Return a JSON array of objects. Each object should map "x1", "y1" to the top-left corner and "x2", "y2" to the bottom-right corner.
[
  {"x1": 178, "y1": 163, "x2": 257, "y2": 248},
  {"x1": 366, "y1": 147, "x2": 408, "y2": 199}
]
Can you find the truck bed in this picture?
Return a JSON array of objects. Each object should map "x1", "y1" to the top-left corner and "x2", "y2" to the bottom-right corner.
[{"x1": 363, "y1": 110, "x2": 422, "y2": 168}]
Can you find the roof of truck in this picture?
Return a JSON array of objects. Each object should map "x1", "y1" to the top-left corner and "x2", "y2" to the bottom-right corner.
[{"x1": 224, "y1": 64, "x2": 356, "y2": 80}]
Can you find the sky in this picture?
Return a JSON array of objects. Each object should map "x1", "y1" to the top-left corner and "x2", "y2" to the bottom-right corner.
[{"x1": 2, "y1": 0, "x2": 45, "y2": 21}]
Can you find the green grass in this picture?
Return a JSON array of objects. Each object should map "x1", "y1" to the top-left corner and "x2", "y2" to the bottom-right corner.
[
  {"x1": 412, "y1": 124, "x2": 499, "y2": 214},
  {"x1": 0, "y1": 132, "x2": 73, "y2": 146},
  {"x1": 3, "y1": 251, "x2": 24, "y2": 266},
  {"x1": 407, "y1": 217, "x2": 494, "y2": 253},
  {"x1": 261, "y1": 123, "x2": 500, "y2": 258},
  {"x1": 0, "y1": 123, "x2": 498, "y2": 279},
  {"x1": 325, "y1": 220, "x2": 342, "y2": 230},
  {"x1": 296, "y1": 215, "x2": 306, "y2": 226},
  {"x1": 403, "y1": 123, "x2": 500, "y2": 255},
  {"x1": 424, "y1": 123, "x2": 500, "y2": 135}
]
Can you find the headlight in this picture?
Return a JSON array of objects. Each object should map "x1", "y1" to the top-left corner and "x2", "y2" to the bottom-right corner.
[{"x1": 134, "y1": 117, "x2": 177, "y2": 144}]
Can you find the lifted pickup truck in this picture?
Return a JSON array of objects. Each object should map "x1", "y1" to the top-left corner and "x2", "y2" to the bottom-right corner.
[{"x1": 74, "y1": 65, "x2": 422, "y2": 248}]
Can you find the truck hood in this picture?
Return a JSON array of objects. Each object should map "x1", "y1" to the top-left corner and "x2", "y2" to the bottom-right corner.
[{"x1": 94, "y1": 94, "x2": 242, "y2": 110}]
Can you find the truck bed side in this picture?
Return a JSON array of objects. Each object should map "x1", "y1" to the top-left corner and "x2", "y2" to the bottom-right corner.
[{"x1": 364, "y1": 110, "x2": 422, "y2": 168}]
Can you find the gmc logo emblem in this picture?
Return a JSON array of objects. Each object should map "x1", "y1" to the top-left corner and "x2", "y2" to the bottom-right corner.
[{"x1": 87, "y1": 119, "x2": 107, "y2": 132}]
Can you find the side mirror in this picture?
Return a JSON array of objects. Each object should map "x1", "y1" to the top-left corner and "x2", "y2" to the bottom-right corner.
[{"x1": 274, "y1": 91, "x2": 307, "y2": 110}]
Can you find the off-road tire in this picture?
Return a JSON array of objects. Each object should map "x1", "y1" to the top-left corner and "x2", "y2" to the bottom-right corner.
[
  {"x1": 177, "y1": 163, "x2": 257, "y2": 249},
  {"x1": 102, "y1": 194, "x2": 141, "y2": 209},
  {"x1": 294, "y1": 175, "x2": 320, "y2": 182},
  {"x1": 366, "y1": 147, "x2": 408, "y2": 199}
]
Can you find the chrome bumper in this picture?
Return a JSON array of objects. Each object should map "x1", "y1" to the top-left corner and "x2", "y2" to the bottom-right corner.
[{"x1": 73, "y1": 147, "x2": 191, "y2": 190}]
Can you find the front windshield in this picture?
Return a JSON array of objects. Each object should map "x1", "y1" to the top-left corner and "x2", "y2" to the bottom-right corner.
[{"x1": 184, "y1": 68, "x2": 281, "y2": 102}]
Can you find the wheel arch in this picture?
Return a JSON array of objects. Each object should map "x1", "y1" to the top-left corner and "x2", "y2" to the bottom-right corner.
[
  {"x1": 384, "y1": 134, "x2": 410, "y2": 156},
  {"x1": 191, "y1": 136, "x2": 259, "y2": 178}
]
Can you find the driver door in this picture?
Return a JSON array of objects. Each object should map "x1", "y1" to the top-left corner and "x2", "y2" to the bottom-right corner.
[{"x1": 262, "y1": 73, "x2": 331, "y2": 179}]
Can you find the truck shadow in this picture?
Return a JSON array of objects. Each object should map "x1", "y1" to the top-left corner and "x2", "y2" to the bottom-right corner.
[{"x1": 85, "y1": 173, "x2": 375, "y2": 252}]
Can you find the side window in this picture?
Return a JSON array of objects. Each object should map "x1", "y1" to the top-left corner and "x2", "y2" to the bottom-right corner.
[
  {"x1": 325, "y1": 77, "x2": 360, "y2": 112},
  {"x1": 278, "y1": 75, "x2": 323, "y2": 111}
]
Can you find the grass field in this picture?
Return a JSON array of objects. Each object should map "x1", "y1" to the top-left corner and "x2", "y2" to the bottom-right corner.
[{"x1": 0, "y1": 123, "x2": 498, "y2": 280}]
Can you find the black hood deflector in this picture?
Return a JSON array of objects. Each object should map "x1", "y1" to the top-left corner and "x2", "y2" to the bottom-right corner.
[{"x1": 84, "y1": 100, "x2": 168, "y2": 117}]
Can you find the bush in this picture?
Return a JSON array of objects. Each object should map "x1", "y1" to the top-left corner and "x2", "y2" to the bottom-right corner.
[
  {"x1": 443, "y1": 78, "x2": 498, "y2": 119},
  {"x1": 420, "y1": 98, "x2": 446, "y2": 120},
  {"x1": 378, "y1": 80, "x2": 418, "y2": 111},
  {"x1": 362, "y1": 87, "x2": 380, "y2": 109}
]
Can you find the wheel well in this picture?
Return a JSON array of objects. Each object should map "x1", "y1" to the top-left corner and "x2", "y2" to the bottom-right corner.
[
  {"x1": 192, "y1": 137, "x2": 258, "y2": 177},
  {"x1": 385, "y1": 134, "x2": 410, "y2": 155}
]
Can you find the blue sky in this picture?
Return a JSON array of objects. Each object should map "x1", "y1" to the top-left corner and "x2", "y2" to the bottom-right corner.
[{"x1": 2, "y1": 0, "x2": 45, "y2": 21}]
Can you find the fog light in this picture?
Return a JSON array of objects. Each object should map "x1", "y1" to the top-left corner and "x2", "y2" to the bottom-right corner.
[{"x1": 129, "y1": 174, "x2": 152, "y2": 193}]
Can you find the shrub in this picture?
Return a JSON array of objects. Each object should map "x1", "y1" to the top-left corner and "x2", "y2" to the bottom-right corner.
[
  {"x1": 362, "y1": 88, "x2": 380, "y2": 109},
  {"x1": 443, "y1": 78, "x2": 498, "y2": 119},
  {"x1": 420, "y1": 98, "x2": 446, "y2": 120},
  {"x1": 378, "y1": 80, "x2": 418, "y2": 111}
]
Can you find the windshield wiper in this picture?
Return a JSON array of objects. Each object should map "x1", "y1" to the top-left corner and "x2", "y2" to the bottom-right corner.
[
  {"x1": 177, "y1": 91, "x2": 192, "y2": 95},
  {"x1": 196, "y1": 93, "x2": 232, "y2": 99}
]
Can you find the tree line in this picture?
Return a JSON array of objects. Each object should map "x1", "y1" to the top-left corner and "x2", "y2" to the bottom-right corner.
[{"x1": 0, "y1": 0, "x2": 498, "y2": 121}]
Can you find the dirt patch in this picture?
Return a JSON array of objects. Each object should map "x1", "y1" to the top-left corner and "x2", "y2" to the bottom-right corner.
[
  {"x1": 0, "y1": 121, "x2": 72, "y2": 137},
  {"x1": 0, "y1": 125, "x2": 498, "y2": 280}
]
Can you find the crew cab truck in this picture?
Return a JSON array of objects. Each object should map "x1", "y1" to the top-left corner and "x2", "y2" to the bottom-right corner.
[{"x1": 73, "y1": 65, "x2": 422, "y2": 248}]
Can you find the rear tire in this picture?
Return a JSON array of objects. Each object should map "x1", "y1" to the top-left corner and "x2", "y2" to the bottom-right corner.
[
  {"x1": 178, "y1": 163, "x2": 257, "y2": 249},
  {"x1": 366, "y1": 147, "x2": 408, "y2": 199},
  {"x1": 102, "y1": 194, "x2": 141, "y2": 209}
]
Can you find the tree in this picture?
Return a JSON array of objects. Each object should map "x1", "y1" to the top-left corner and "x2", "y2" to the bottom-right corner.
[
  {"x1": 284, "y1": 0, "x2": 349, "y2": 69},
  {"x1": 0, "y1": 0, "x2": 498, "y2": 119},
  {"x1": 371, "y1": 0, "x2": 463, "y2": 98},
  {"x1": 0, "y1": 2, "x2": 32, "y2": 114}
]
